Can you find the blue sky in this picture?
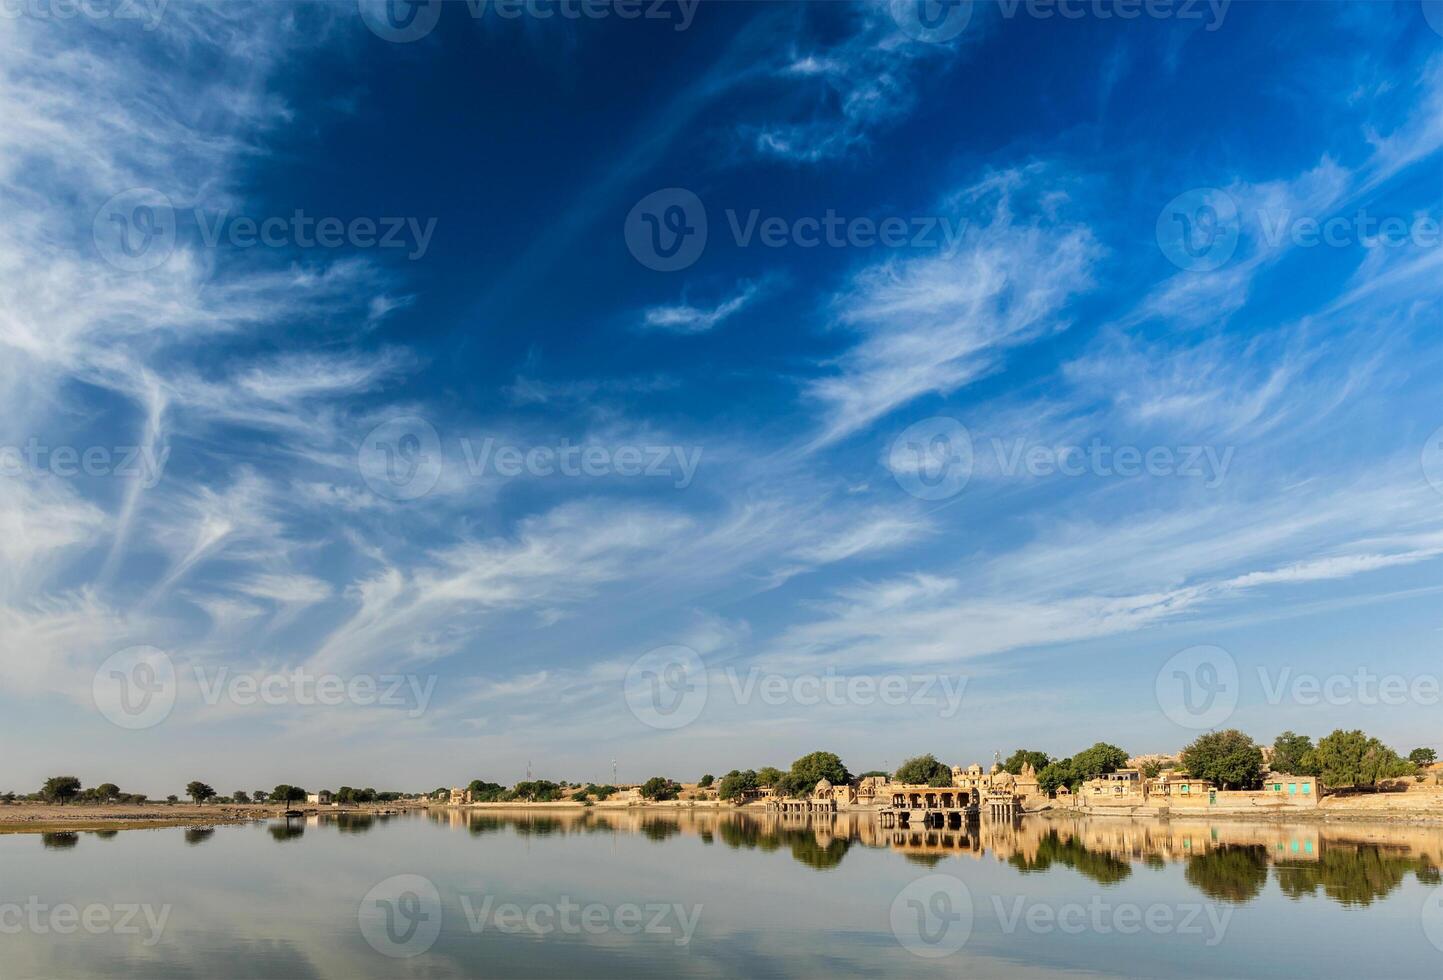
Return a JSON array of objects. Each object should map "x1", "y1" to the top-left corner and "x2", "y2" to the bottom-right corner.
[{"x1": 2, "y1": 0, "x2": 1443, "y2": 795}]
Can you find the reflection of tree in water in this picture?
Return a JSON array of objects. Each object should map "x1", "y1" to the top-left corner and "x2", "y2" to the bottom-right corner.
[
  {"x1": 1008, "y1": 831, "x2": 1131, "y2": 886},
  {"x1": 903, "y1": 852, "x2": 947, "y2": 868},
  {"x1": 511, "y1": 817, "x2": 562, "y2": 837},
  {"x1": 467, "y1": 815, "x2": 505, "y2": 837},
  {"x1": 333, "y1": 813, "x2": 376, "y2": 834},
  {"x1": 92, "y1": 830, "x2": 119, "y2": 840},
  {"x1": 640, "y1": 818, "x2": 681, "y2": 842},
  {"x1": 184, "y1": 827, "x2": 216, "y2": 846},
  {"x1": 713, "y1": 817, "x2": 849, "y2": 869},
  {"x1": 1275, "y1": 845, "x2": 1434, "y2": 907},
  {"x1": 42, "y1": 832, "x2": 79, "y2": 849},
  {"x1": 787, "y1": 834, "x2": 849, "y2": 870},
  {"x1": 268, "y1": 822, "x2": 304, "y2": 842},
  {"x1": 1184, "y1": 845, "x2": 1268, "y2": 903}
]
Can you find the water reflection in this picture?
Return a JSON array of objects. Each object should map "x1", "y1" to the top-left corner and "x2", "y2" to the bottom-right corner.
[
  {"x1": 268, "y1": 819, "x2": 304, "y2": 842},
  {"x1": 40, "y1": 832, "x2": 79, "y2": 849},
  {"x1": 184, "y1": 827, "x2": 217, "y2": 846},
  {"x1": 425, "y1": 806, "x2": 1443, "y2": 905}
]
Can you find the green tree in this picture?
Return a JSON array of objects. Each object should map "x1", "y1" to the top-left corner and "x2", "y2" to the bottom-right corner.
[
  {"x1": 894, "y1": 754, "x2": 952, "y2": 785},
  {"x1": 780, "y1": 751, "x2": 850, "y2": 797},
  {"x1": 253, "y1": 790, "x2": 268, "y2": 803},
  {"x1": 640, "y1": 777, "x2": 678, "y2": 801},
  {"x1": 165, "y1": 795, "x2": 178, "y2": 804},
  {"x1": 467, "y1": 780, "x2": 507, "y2": 802},
  {"x1": 717, "y1": 769, "x2": 759, "y2": 801},
  {"x1": 1313, "y1": 730, "x2": 1412, "y2": 790},
  {"x1": 94, "y1": 782, "x2": 121, "y2": 802},
  {"x1": 41, "y1": 776, "x2": 82, "y2": 805},
  {"x1": 1409, "y1": 748, "x2": 1437, "y2": 767},
  {"x1": 271, "y1": 784, "x2": 306, "y2": 804},
  {"x1": 1181, "y1": 730, "x2": 1264, "y2": 790},
  {"x1": 756, "y1": 767, "x2": 784, "y2": 787},
  {"x1": 1070, "y1": 743, "x2": 1129, "y2": 781},
  {"x1": 232, "y1": 790, "x2": 250, "y2": 803},
  {"x1": 698, "y1": 774, "x2": 714, "y2": 788},
  {"x1": 186, "y1": 781, "x2": 216, "y2": 804},
  {"x1": 1271, "y1": 732, "x2": 1318, "y2": 776},
  {"x1": 512, "y1": 780, "x2": 562, "y2": 802},
  {"x1": 1140, "y1": 761, "x2": 1162, "y2": 779},
  {"x1": 1003, "y1": 750, "x2": 1051, "y2": 775},
  {"x1": 1037, "y1": 760, "x2": 1073, "y2": 795}
]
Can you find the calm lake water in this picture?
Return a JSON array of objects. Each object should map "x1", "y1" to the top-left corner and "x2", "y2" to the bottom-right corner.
[{"x1": 5, "y1": 809, "x2": 1443, "y2": 978}]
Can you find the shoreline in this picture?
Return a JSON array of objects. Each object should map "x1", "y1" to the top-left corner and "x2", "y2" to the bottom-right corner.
[
  {"x1": 7, "y1": 796, "x2": 1443, "y2": 834},
  {"x1": 0, "y1": 802, "x2": 422, "y2": 835}
]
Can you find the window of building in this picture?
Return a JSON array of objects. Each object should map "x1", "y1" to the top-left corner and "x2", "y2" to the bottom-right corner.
[{"x1": 1273, "y1": 783, "x2": 1282, "y2": 792}]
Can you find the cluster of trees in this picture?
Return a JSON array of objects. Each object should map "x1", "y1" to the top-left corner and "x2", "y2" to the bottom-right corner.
[
  {"x1": 893, "y1": 754, "x2": 953, "y2": 786},
  {"x1": 716, "y1": 752, "x2": 850, "y2": 800},
  {"x1": 571, "y1": 783, "x2": 617, "y2": 803},
  {"x1": 1170, "y1": 729, "x2": 1424, "y2": 791},
  {"x1": 1035, "y1": 744, "x2": 1131, "y2": 795},
  {"x1": 30, "y1": 777, "x2": 148, "y2": 805},
  {"x1": 640, "y1": 777, "x2": 680, "y2": 801}
]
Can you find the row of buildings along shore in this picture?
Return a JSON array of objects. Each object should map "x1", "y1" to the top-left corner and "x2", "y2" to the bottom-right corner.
[{"x1": 444, "y1": 756, "x2": 1443, "y2": 816}]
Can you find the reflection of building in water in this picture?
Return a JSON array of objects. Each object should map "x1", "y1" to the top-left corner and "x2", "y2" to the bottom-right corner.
[{"x1": 411, "y1": 804, "x2": 1443, "y2": 905}]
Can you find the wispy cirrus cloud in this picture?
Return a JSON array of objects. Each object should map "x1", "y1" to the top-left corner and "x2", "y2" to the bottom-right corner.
[
  {"x1": 642, "y1": 279, "x2": 767, "y2": 333},
  {"x1": 807, "y1": 166, "x2": 1102, "y2": 446}
]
